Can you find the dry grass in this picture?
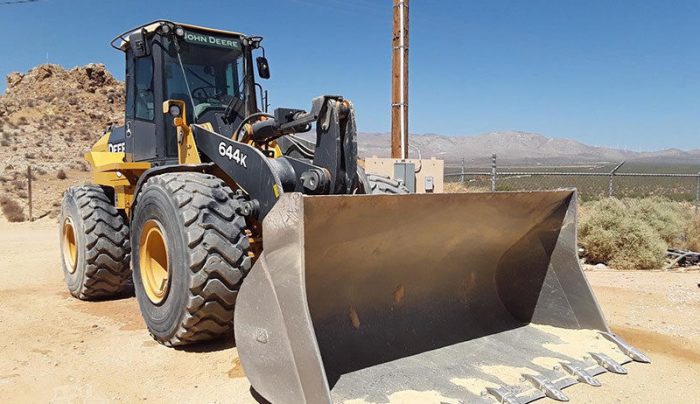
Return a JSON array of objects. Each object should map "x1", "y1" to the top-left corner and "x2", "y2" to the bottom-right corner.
[
  {"x1": 0, "y1": 195, "x2": 26, "y2": 222},
  {"x1": 443, "y1": 182, "x2": 491, "y2": 193},
  {"x1": 443, "y1": 182, "x2": 469, "y2": 193}
]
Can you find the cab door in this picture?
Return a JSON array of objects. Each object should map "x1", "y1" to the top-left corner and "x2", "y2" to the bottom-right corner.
[{"x1": 125, "y1": 50, "x2": 157, "y2": 162}]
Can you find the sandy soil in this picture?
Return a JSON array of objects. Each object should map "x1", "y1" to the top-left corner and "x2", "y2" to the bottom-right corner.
[{"x1": 0, "y1": 219, "x2": 698, "y2": 403}]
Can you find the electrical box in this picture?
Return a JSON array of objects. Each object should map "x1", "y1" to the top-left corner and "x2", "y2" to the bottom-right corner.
[
  {"x1": 425, "y1": 176, "x2": 434, "y2": 193},
  {"x1": 364, "y1": 157, "x2": 444, "y2": 193},
  {"x1": 393, "y1": 162, "x2": 416, "y2": 193}
]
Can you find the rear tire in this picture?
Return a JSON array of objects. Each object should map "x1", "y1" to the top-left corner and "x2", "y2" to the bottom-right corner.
[
  {"x1": 59, "y1": 185, "x2": 131, "y2": 300},
  {"x1": 366, "y1": 173, "x2": 410, "y2": 194},
  {"x1": 131, "y1": 172, "x2": 252, "y2": 346}
]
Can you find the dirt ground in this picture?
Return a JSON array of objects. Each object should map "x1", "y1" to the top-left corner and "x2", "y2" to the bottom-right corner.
[{"x1": 1, "y1": 218, "x2": 698, "y2": 403}]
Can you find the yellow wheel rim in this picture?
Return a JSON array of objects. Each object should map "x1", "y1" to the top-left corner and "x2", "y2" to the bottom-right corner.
[
  {"x1": 62, "y1": 218, "x2": 78, "y2": 274},
  {"x1": 139, "y1": 220, "x2": 170, "y2": 305}
]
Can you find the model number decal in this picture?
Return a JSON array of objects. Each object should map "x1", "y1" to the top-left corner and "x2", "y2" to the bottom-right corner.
[
  {"x1": 108, "y1": 142, "x2": 125, "y2": 153},
  {"x1": 218, "y1": 142, "x2": 248, "y2": 168}
]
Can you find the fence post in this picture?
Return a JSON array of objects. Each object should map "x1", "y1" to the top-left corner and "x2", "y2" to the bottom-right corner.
[
  {"x1": 608, "y1": 161, "x2": 625, "y2": 198},
  {"x1": 696, "y1": 172, "x2": 700, "y2": 214},
  {"x1": 491, "y1": 153, "x2": 497, "y2": 192},
  {"x1": 27, "y1": 166, "x2": 33, "y2": 222},
  {"x1": 460, "y1": 158, "x2": 465, "y2": 183}
]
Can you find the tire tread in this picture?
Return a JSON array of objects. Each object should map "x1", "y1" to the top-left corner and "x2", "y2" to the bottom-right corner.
[
  {"x1": 63, "y1": 185, "x2": 131, "y2": 300},
  {"x1": 139, "y1": 173, "x2": 250, "y2": 346}
]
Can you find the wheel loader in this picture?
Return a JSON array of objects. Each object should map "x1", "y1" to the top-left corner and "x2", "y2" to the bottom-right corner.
[{"x1": 59, "y1": 20, "x2": 650, "y2": 404}]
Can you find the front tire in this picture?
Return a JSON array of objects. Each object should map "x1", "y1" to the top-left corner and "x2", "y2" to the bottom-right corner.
[
  {"x1": 131, "y1": 173, "x2": 252, "y2": 346},
  {"x1": 59, "y1": 185, "x2": 131, "y2": 299}
]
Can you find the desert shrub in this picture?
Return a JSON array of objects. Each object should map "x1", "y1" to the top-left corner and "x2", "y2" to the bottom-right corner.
[
  {"x1": 683, "y1": 214, "x2": 700, "y2": 252},
  {"x1": 56, "y1": 169, "x2": 67, "y2": 180},
  {"x1": 579, "y1": 198, "x2": 667, "y2": 270},
  {"x1": 0, "y1": 195, "x2": 26, "y2": 222},
  {"x1": 628, "y1": 197, "x2": 689, "y2": 245}
]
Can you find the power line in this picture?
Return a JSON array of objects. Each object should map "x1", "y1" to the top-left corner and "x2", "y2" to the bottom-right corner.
[{"x1": 0, "y1": 0, "x2": 41, "y2": 5}]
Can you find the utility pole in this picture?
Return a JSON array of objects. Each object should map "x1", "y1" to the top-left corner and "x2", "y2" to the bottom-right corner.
[
  {"x1": 391, "y1": 0, "x2": 409, "y2": 159},
  {"x1": 27, "y1": 166, "x2": 33, "y2": 221}
]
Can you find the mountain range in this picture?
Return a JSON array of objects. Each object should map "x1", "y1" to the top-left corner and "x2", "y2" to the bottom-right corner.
[{"x1": 357, "y1": 131, "x2": 700, "y2": 165}]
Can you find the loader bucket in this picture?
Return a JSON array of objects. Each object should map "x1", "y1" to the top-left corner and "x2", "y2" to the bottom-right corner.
[{"x1": 234, "y1": 191, "x2": 649, "y2": 404}]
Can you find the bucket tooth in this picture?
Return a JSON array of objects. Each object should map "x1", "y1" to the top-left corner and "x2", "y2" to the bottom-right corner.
[
  {"x1": 485, "y1": 386, "x2": 522, "y2": 404},
  {"x1": 600, "y1": 332, "x2": 651, "y2": 363},
  {"x1": 590, "y1": 353, "x2": 627, "y2": 374},
  {"x1": 522, "y1": 374, "x2": 569, "y2": 402},
  {"x1": 560, "y1": 363, "x2": 601, "y2": 387}
]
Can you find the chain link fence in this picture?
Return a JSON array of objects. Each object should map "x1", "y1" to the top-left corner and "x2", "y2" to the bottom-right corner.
[{"x1": 445, "y1": 154, "x2": 700, "y2": 209}]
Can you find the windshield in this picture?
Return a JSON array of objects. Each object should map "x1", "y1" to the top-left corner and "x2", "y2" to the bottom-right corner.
[{"x1": 163, "y1": 31, "x2": 246, "y2": 122}]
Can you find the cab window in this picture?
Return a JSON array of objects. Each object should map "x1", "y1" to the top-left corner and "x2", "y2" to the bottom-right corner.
[{"x1": 134, "y1": 56, "x2": 155, "y2": 121}]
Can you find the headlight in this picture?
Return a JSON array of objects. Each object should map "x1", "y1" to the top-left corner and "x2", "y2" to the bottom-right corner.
[
  {"x1": 169, "y1": 104, "x2": 182, "y2": 117},
  {"x1": 175, "y1": 26, "x2": 185, "y2": 37}
]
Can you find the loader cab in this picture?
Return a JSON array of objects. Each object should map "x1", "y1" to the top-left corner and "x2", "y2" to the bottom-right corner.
[{"x1": 117, "y1": 21, "x2": 261, "y2": 165}]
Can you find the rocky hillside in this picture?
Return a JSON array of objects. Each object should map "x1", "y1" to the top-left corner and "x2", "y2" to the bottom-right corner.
[{"x1": 0, "y1": 64, "x2": 124, "y2": 220}]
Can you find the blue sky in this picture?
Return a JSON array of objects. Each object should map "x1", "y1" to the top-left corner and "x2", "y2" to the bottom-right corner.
[{"x1": 0, "y1": 0, "x2": 698, "y2": 150}]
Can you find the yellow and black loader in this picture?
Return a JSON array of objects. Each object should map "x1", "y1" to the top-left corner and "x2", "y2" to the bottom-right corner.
[{"x1": 59, "y1": 20, "x2": 649, "y2": 404}]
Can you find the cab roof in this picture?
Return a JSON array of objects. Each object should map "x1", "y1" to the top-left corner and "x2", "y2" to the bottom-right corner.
[{"x1": 111, "y1": 20, "x2": 248, "y2": 51}]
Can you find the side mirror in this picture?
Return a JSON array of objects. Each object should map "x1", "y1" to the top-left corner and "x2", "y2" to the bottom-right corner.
[
  {"x1": 256, "y1": 56, "x2": 270, "y2": 79},
  {"x1": 129, "y1": 31, "x2": 150, "y2": 58}
]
